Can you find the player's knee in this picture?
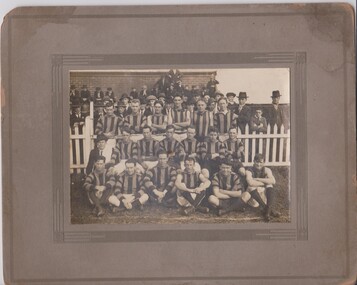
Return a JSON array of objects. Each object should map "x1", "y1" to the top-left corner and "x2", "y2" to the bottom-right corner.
[
  {"x1": 257, "y1": 186, "x2": 266, "y2": 193},
  {"x1": 201, "y1": 168, "x2": 210, "y2": 179},
  {"x1": 139, "y1": 194, "x2": 149, "y2": 204},
  {"x1": 208, "y1": 195, "x2": 219, "y2": 206},
  {"x1": 247, "y1": 186, "x2": 257, "y2": 192},
  {"x1": 108, "y1": 195, "x2": 120, "y2": 207},
  {"x1": 241, "y1": 192, "x2": 251, "y2": 203}
]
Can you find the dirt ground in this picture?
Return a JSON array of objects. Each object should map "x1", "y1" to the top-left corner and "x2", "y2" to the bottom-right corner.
[{"x1": 71, "y1": 167, "x2": 291, "y2": 224}]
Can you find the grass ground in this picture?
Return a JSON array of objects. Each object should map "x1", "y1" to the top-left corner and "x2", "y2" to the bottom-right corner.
[{"x1": 71, "y1": 167, "x2": 290, "y2": 224}]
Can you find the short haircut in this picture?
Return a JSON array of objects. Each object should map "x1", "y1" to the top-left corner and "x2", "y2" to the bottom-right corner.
[
  {"x1": 184, "y1": 156, "x2": 196, "y2": 164},
  {"x1": 125, "y1": 158, "x2": 137, "y2": 166},
  {"x1": 96, "y1": 155, "x2": 106, "y2": 163},
  {"x1": 208, "y1": 126, "x2": 218, "y2": 134},
  {"x1": 173, "y1": 93, "x2": 182, "y2": 99},
  {"x1": 121, "y1": 127, "x2": 132, "y2": 134},
  {"x1": 142, "y1": 125, "x2": 152, "y2": 132},
  {"x1": 218, "y1": 97, "x2": 228, "y2": 104},
  {"x1": 131, "y1": 99, "x2": 140, "y2": 105},
  {"x1": 166, "y1": 125, "x2": 175, "y2": 131},
  {"x1": 157, "y1": 150, "x2": 168, "y2": 157},
  {"x1": 229, "y1": 126, "x2": 237, "y2": 132},
  {"x1": 254, "y1": 153, "x2": 265, "y2": 162},
  {"x1": 196, "y1": 99, "x2": 207, "y2": 105},
  {"x1": 220, "y1": 158, "x2": 233, "y2": 167},
  {"x1": 105, "y1": 102, "x2": 114, "y2": 108},
  {"x1": 154, "y1": 100, "x2": 163, "y2": 107}
]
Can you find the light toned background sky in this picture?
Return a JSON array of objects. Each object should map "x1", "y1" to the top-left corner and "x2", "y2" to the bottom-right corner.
[{"x1": 0, "y1": 1, "x2": 354, "y2": 284}]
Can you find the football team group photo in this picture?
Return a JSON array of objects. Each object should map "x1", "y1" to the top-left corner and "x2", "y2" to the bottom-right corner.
[{"x1": 69, "y1": 68, "x2": 291, "y2": 224}]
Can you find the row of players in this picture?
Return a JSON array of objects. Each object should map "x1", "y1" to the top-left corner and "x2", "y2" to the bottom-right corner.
[
  {"x1": 84, "y1": 125, "x2": 280, "y2": 221},
  {"x1": 84, "y1": 152, "x2": 279, "y2": 222}
]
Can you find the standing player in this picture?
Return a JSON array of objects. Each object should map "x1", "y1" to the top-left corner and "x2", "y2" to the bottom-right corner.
[
  {"x1": 175, "y1": 157, "x2": 211, "y2": 215},
  {"x1": 192, "y1": 99, "x2": 214, "y2": 142},
  {"x1": 214, "y1": 98, "x2": 238, "y2": 142},
  {"x1": 147, "y1": 100, "x2": 167, "y2": 137},
  {"x1": 143, "y1": 150, "x2": 178, "y2": 207},
  {"x1": 246, "y1": 154, "x2": 280, "y2": 221},
  {"x1": 124, "y1": 99, "x2": 147, "y2": 136},
  {"x1": 208, "y1": 159, "x2": 250, "y2": 216},
  {"x1": 168, "y1": 94, "x2": 191, "y2": 141}
]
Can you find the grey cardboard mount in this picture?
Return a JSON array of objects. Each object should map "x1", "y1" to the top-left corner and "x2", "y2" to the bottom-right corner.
[{"x1": 1, "y1": 4, "x2": 356, "y2": 285}]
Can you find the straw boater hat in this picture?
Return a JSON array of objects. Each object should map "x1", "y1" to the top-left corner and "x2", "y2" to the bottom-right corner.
[{"x1": 226, "y1": 92, "x2": 236, "y2": 98}]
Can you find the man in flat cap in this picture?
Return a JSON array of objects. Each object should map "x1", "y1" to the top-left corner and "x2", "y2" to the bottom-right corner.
[
  {"x1": 226, "y1": 92, "x2": 238, "y2": 112},
  {"x1": 206, "y1": 73, "x2": 219, "y2": 96}
]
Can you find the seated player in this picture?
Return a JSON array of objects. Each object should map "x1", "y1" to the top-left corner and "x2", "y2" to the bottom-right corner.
[
  {"x1": 158, "y1": 125, "x2": 184, "y2": 168},
  {"x1": 175, "y1": 157, "x2": 211, "y2": 216},
  {"x1": 143, "y1": 150, "x2": 178, "y2": 207},
  {"x1": 192, "y1": 99, "x2": 214, "y2": 142},
  {"x1": 180, "y1": 125, "x2": 201, "y2": 171},
  {"x1": 197, "y1": 126, "x2": 227, "y2": 177},
  {"x1": 245, "y1": 153, "x2": 280, "y2": 222},
  {"x1": 86, "y1": 134, "x2": 113, "y2": 175},
  {"x1": 208, "y1": 159, "x2": 250, "y2": 216},
  {"x1": 214, "y1": 97, "x2": 238, "y2": 142},
  {"x1": 83, "y1": 156, "x2": 116, "y2": 217},
  {"x1": 137, "y1": 125, "x2": 160, "y2": 170},
  {"x1": 107, "y1": 127, "x2": 145, "y2": 175},
  {"x1": 225, "y1": 127, "x2": 245, "y2": 167},
  {"x1": 110, "y1": 159, "x2": 149, "y2": 211}
]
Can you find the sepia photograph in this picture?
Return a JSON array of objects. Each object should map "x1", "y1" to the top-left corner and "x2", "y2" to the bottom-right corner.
[{"x1": 70, "y1": 68, "x2": 291, "y2": 224}]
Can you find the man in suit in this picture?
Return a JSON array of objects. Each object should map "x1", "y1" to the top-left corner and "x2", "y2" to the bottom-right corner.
[
  {"x1": 93, "y1": 87, "x2": 104, "y2": 106},
  {"x1": 69, "y1": 84, "x2": 80, "y2": 106},
  {"x1": 206, "y1": 73, "x2": 219, "y2": 96},
  {"x1": 235, "y1": 92, "x2": 251, "y2": 134},
  {"x1": 70, "y1": 105, "x2": 86, "y2": 129},
  {"x1": 266, "y1": 90, "x2": 290, "y2": 132},
  {"x1": 86, "y1": 134, "x2": 113, "y2": 175}
]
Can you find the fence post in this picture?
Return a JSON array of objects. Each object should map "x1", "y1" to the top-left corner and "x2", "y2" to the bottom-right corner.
[
  {"x1": 265, "y1": 125, "x2": 271, "y2": 163},
  {"x1": 279, "y1": 125, "x2": 285, "y2": 162},
  {"x1": 272, "y1": 124, "x2": 278, "y2": 163},
  {"x1": 251, "y1": 130, "x2": 256, "y2": 161}
]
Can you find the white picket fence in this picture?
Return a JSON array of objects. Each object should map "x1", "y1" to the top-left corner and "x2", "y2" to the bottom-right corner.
[
  {"x1": 238, "y1": 124, "x2": 290, "y2": 166},
  {"x1": 70, "y1": 104, "x2": 290, "y2": 172}
]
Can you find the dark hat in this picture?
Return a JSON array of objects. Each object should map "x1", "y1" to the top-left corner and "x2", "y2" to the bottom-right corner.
[
  {"x1": 95, "y1": 87, "x2": 101, "y2": 91},
  {"x1": 271, "y1": 90, "x2": 282, "y2": 98},
  {"x1": 70, "y1": 84, "x2": 76, "y2": 89},
  {"x1": 107, "y1": 87, "x2": 112, "y2": 91},
  {"x1": 95, "y1": 134, "x2": 108, "y2": 143},
  {"x1": 82, "y1": 84, "x2": 87, "y2": 89},
  {"x1": 238, "y1": 92, "x2": 248, "y2": 99},
  {"x1": 166, "y1": 97, "x2": 174, "y2": 104},
  {"x1": 147, "y1": 95, "x2": 157, "y2": 101},
  {"x1": 120, "y1": 93, "x2": 130, "y2": 100},
  {"x1": 158, "y1": 93, "x2": 166, "y2": 99},
  {"x1": 226, "y1": 92, "x2": 236, "y2": 98}
]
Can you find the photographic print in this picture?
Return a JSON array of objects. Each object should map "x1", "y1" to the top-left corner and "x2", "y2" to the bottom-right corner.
[{"x1": 69, "y1": 68, "x2": 291, "y2": 224}]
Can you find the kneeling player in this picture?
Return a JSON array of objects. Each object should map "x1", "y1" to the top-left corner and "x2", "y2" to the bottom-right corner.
[
  {"x1": 83, "y1": 156, "x2": 116, "y2": 217},
  {"x1": 246, "y1": 153, "x2": 280, "y2": 221},
  {"x1": 208, "y1": 159, "x2": 250, "y2": 216},
  {"x1": 175, "y1": 157, "x2": 211, "y2": 215},
  {"x1": 110, "y1": 159, "x2": 149, "y2": 211}
]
